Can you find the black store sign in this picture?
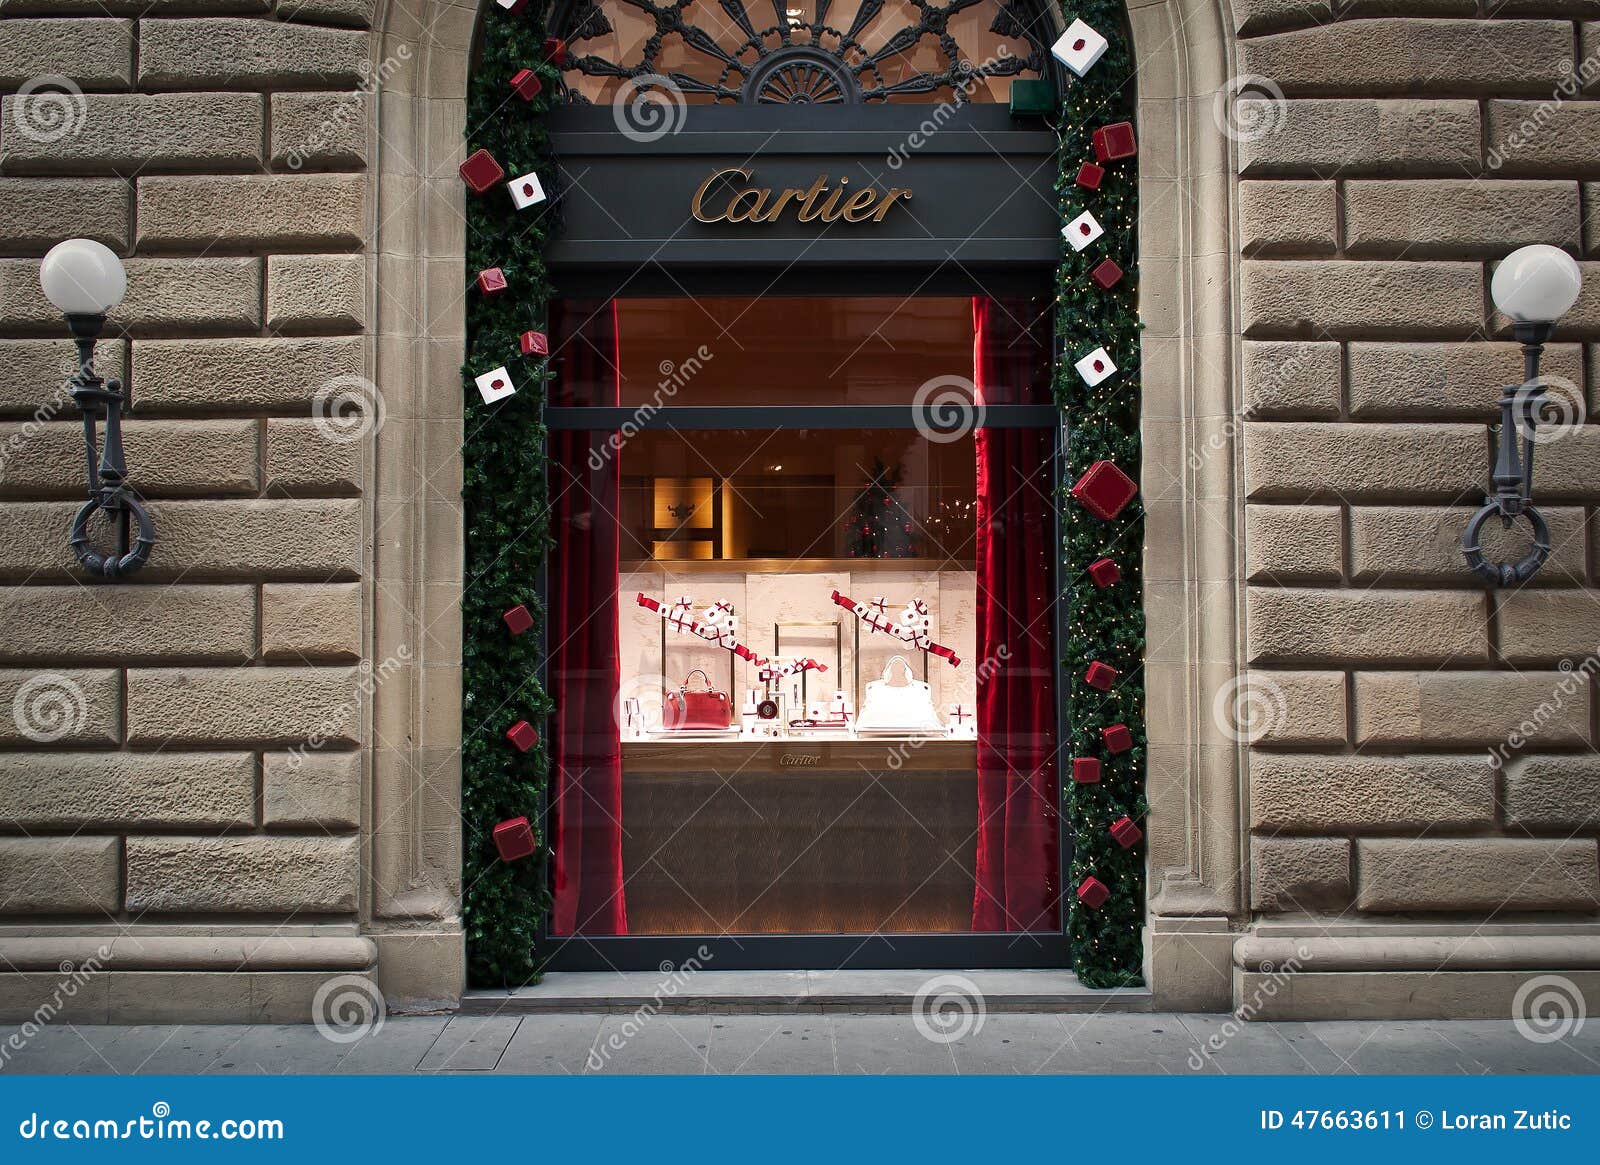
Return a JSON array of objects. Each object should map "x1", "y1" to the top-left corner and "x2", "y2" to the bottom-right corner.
[{"x1": 546, "y1": 104, "x2": 1061, "y2": 296}]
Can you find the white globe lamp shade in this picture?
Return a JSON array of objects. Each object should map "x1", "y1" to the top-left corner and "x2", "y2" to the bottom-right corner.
[
  {"x1": 1490, "y1": 244, "x2": 1583, "y2": 324},
  {"x1": 38, "y1": 238, "x2": 127, "y2": 316}
]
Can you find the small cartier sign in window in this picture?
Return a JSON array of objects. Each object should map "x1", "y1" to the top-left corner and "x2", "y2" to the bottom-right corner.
[{"x1": 691, "y1": 167, "x2": 913, "y2": 225}]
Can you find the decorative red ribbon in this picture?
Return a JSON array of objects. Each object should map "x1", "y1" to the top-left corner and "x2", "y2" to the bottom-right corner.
[
  {"x1": 635, "y1": 593, "x2": 823, "y2": 672},
  {"x1": 830, "y1": 590, "x2": 961, "y2": 667}
]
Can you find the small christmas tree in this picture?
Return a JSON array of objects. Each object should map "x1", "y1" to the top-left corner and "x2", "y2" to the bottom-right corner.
[{"x1": 845, "y1": 457, "x2": 918, "y2": 558}]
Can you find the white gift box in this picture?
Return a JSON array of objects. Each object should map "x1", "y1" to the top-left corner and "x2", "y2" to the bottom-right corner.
[
  {"x1": 507, "y1": 171, "x2": 546, "y2": 209},
  {"x1": 1063, "y1": 210, "x2": 1103, "y2": 252},
  {"x1": 474, "y1": 365, "x2": 517, "y2": 404},
  {"x1": 1051, "y1": 20, "x2": 1108, "y2": 78},
  {"x1": 1075, "y1": 347, "x2": 1118, "y2": 387}
]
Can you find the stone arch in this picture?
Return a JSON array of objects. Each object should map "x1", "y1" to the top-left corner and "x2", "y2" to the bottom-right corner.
[{"x1": 364, "y1": 0, "x2": 1242, "y2": 1010}]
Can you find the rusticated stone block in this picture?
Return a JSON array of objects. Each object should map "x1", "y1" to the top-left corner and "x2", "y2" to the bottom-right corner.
[
  {"x1": 0, "y1": 585, "x2": 254, "y2": 663},
  {"x1": 264, "y1": 418, "x2": 363, "y2": 494},
  {"x1": 1237, "y1": 99, "x2": 1480, "y2": 178},
  {"x1": 0, "y1": 18, "x2": 133, "y2": 88},
  {"x1": 1241, "y1": 340, "x2": 1341, "y2": 418},
  {"x1": 1349, "y1": 506, "x2": 1587, "y2": 583},
  {"x1": 126, "y1": 666, "x2": 360, "y2": 746},
  {"x1": 132, "y1": 337, "x2": 363, "y2": 410},
  {"x1": 0, "y1": 338, "x2": 125, "y2": 416},
  {"x1": 261, "y1": 582, "x2": 362, "y2": 661},
  {"x1": 1496, "y1": 590, "x2": 1600, "y2": 664},
  {"x1": 137, "y1": 175, "x2": 366, "y2": 250},
  {"x1": 1239, "y1": 669, "x2": 1348, "y2": 747},
  {"x1": 1251, "y1": 754, "x2": 1495, "y2": 831},
  {"x1": 1347, "y1": 341, "x2": 1585, "y2": 417},
  {"x1": 266, "y1": 254, "x2": 365, "y2": 332},
  {"x1": 1245, "y1": 504, "x2": 1342, "y2": 582},
  {"x1": 0, "y1": 257, "x2": 260, "y2": 335},
  {"x1": 263, "y1": 751, "x2": 361, "y2": 828},
  {"x1": 1231, "y1": 0, "x2": 1476, "y2": 36},
  {"x1": 1241, "y1": 261, "x2": 1483, "y2": 337},
  {"x1": 0, "y1": 178, "x2": 129, "y2": 254},
  {"x1": 138, "y1": 17, "x2": 368, "y2": 88},
  {"x1": 1504, "y1": 756, "x2": 1600, "y2": 831},
  {"x1": 1354, "y1": 671, "x2": 1589, "y2": 748},
  {"x1": 0, "y1": 752, "x2": 253, "y2": 827},
  {"x1": 1356, "y1": 838, "x2": 1600, "y2": 912},
  {"x1": 1239, "y1": 19, "x2": 1572, "y2": 95},
  {"x1": 1250, "y1": 836, "x2": 1351, "y2": 912},
  {"x1": 1247, "y1": 587, "x2": 1487, "y2": 664},
  {"x1": 0, "y1": 838, "x2": 118, "y2": 914},
  {"x1": 276, "y1": 0, "x2": 375, "y2": 24},
  {"x1": 0, "y1": 91, "x2": 262, "y2": 174},
  {"x1": 0, "y1": 498, "x2": 362, "y2": 581},
  {"x1": 1344, "y1": 180, "x2": 1580, "y2": 258},
  {"x1": 0, "y1": 668, "x2": 120, "y2": 745},
  {"x1": 1238, "y1": 180, "x2": 1336, "y2": 255},
  {"x1": 1488, "y1": 101, "x2": 1600, "y2": 178},
  {"x1": 1244, "y1": 422, "x2": 1483, "y2": 501},
  {"x1": 125, "y1": 836, "x2": 359, "y2": 914},
  {"x1": 270, "y1": 91, "x2": 369, "y2": 169},
  {"x1": 0, "y1": 419, "x2": 257, "y2": 498}
]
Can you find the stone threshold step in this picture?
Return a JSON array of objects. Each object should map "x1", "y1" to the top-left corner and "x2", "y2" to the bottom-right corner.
[{"x1": 460, "y1": 970, "x2": 1152, "y2": 1014}]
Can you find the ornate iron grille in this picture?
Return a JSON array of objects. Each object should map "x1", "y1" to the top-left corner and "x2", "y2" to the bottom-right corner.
[{"x1": 556, "y1": 0, "x2": 1055, "y2": 104}]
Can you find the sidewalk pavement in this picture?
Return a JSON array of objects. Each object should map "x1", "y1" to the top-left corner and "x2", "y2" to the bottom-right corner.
[{"x1": 3, "y1": 1014, "x2": 1596, "y2": 1075}]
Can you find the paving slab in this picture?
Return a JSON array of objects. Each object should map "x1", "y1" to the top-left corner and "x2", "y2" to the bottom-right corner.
[
  {"x1": 416, "y1": 1016, "x2": 522, "y2": 1072},
  {"x1": 202, "y1": 1023, "x2": 349, "y2": 1075},
  {"x1": 332, "y1": 1018, "x2": 451, "y2": 1074},
  {"x1": 585, "y1": 1013, "x2": 715, "y2": 1074},
  {"x1": 704, "y1": 1015, "x2": 837, "y2": 1074},
  {"x1": 1304, "y1": 1020, "x2": 1493, "y2": 1075},
  {"x1": 493, "y1": 1013, "x2": 607, "y2": 1074},
  {"x1": 82, "y1": 1023, "x2": 249, "y2": 1076},
  {"x1": 829, "y1": 1014, "x2": 963, "y2": 1074}
]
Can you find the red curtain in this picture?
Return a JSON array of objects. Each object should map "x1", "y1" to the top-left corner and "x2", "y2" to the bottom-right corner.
[
  {"x1": 970, "y1": 297, "x2": 1060, "y2": 933},
  {"x1": 549, "y1": 301, "x2": 627, "y2": 935}
]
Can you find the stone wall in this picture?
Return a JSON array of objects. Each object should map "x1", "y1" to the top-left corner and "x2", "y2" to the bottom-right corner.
[
  {"x1": 1231, "y1": 0, "x2": 1600, "y2": 1010},
  {"x1": 0, "y1": 0, "x2": 387, "y2": 1020}
]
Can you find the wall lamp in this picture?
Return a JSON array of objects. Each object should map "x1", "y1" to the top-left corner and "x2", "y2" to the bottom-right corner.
[
  {"x1": 38, "y1": 239, "x2": 154, "y2": 578},
  {"x1": 1462, "y1": 244, "x2": 1584, "y2": 587}
]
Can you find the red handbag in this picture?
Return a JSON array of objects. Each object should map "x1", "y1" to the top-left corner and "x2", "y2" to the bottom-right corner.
[{"x1": 662, "y1": 669, "x2": 732, "y2": 730}]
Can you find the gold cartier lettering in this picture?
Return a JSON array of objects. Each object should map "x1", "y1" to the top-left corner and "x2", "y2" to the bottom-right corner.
[{"x1": 691, "y1": 167, "x2": 912, "y2": 226}]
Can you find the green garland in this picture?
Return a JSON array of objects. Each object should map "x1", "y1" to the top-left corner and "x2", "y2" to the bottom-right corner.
[
  {"x1": 460, "y1": 3, "x2": 1146, "y2": 989},
  {"x1": 1055, "y1": 2, "x2": 1147, "y2": 989}
]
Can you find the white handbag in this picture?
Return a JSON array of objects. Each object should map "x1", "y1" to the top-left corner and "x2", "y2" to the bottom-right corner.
[{"x1": 855, "y1": 655, "x2": 942, "y2": 732}]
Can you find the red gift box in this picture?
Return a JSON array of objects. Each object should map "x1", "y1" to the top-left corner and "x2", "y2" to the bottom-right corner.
[
  {"x1": 496, "y1": 0, "x2": 531, "y2": 13},
  {"x1": 459, "y1": 148, "x2": 505, "y2": 195},
  {"x1": 1072, "y1": 757, "x2": 1102, "y2": 784},
  {"x1": 1102, "y1": 723, "x2": 1133, "y2": 754},
  {"x1": 1088, "y1": 557, "x2": 1121, "y2": 588},
  {"x1": 1085, "y1": 661, "x2": 1119, "y2": 691},
  {"x1": 1077, "y1": 876, "x2": 1110, "y2": 909},
  {"x1": 506, "y1": 720, "x2": 539, "y2": 752},
  {"x1": 503, "y1": 604, "x2": 533, "y2": 635},
  {"x1": 519, "y1": 330, "x2": 549, "y2": 356},
  {"x1": 543, "y1": 37, "x2": 568, "y2": 65},
  {"x1": 510, "y1": 68, "x2": 543, "y2": 101},
  {"x1": 1092, "y1": 120, "x2": 1137, "y2": 162},
  {"x1": 1075, "y1": 161, "x2": 1105, "y2": 191},
  {"x1": 1110, "y1": 815, "x2": 1143, "y2": 849},
  {"x1": 1090, "y1": 259, "x2": 1124, "y2": 289},
  {"x1": 1071, "y1": 460, "x2": 1139, "y2": 520},
  {"x1": 493, "y1": 816, "x2": 537, "y2": 862},
  {"x1": 476, "y1": 267, "x2": 508, "y2": 295}
]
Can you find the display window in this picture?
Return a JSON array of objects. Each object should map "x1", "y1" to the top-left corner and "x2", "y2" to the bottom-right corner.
[{"x1": 546, "y1": 295, "x2": 1061, "y2": 944}]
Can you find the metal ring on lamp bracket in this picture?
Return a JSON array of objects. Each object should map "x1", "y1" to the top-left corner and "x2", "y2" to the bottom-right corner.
[
  {"x1": 70, "y1": 490, "x2": 155, "y2": 578},
  {"x1": 1462, "y1": 502, "x2": 1550, "y2": 587}
]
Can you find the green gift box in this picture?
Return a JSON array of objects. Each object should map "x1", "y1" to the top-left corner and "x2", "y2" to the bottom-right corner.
[{"x1": 1008, "y1": 79, "x2": 1056, "y2": 117}]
